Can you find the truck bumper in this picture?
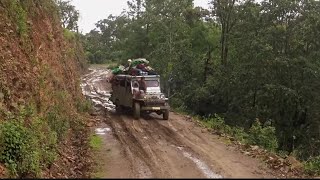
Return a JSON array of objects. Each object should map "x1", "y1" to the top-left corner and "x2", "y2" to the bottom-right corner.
[{"x1": 141, "y1": 106, "x2": 170, "y2": 111}]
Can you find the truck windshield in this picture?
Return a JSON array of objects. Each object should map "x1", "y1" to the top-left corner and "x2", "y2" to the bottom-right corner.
[{"x1": 146, "y1": 80, "x2": 159, "y2": 87}]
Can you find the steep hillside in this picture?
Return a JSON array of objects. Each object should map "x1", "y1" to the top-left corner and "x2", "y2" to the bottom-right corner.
[
  {"x1": 0, "y1": 0, "x2": 90, "y2": 178},
  {"x1": 0, "y1": 0, "x2": 87, "y2": 113}
]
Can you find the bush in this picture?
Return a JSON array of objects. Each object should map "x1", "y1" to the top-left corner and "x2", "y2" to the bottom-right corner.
[
  {"x1": 0, "y1": 106, "x2": 58, "y2": 178},
  {"x1": 231, "y1": 126, "x2": 249, "y2": 144},
  {"x1": 63, "y1": 28, "x2": 76, "y2": 40},
  {"x1": 0, "y1": 120, "x2": 38, "y2": 177},
  {"x1": 304, "y1": 156, "x2": 320, "y2": 176},
  {"x1": 46, "y1": 107, "x2": 70, "y2": 141},
  {"x1": 205, "y1": 114, "x2": 225, "y2": 132},
  {"x1": 248, "y1": 119, "x2": 278, "y2": 151},
  {"x1": 202, "y1": 115, "x2": 278, "y2": 151},
  {"x1": 89, "y1": 135, "x2": 103, "y2": 151},
  {"x1": 8, "y1": 0, "x2": 28, "y2": 38},
  {"x1": 29, "y1": 117, "x2": 57, "y2": 168},
  {"x1": 75, "y1": 98, "x2": 92, "y2": 113}
]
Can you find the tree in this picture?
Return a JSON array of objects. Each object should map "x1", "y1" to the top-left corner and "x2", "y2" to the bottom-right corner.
[
  {"x1": 56, "y1": 0, "x2": 79, "y2": 32},
  {"x1": 211, "y1": 0, "x2": 239, "y2": 66}
]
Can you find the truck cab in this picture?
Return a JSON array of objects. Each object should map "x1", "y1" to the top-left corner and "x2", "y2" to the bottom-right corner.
[{"x1": 111, "y1": 74, "x2": 170, "y2": 120}]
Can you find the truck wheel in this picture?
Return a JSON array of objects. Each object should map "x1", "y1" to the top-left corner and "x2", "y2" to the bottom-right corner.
[
  {"x1": 134, "y1": 102, "x2": 140, "y2": 119},
  {"x1": 163, "y1": 110, "x2": 169, "y2": 120},
  {"x1": 115, "y1": 100, "x2": 121, "y2": 114}
]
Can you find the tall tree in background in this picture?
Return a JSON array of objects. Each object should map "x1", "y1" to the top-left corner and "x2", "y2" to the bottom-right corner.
[
  {"x1": 211, "y1": 0, "x2": 238, "y2": 66},
  {"x1": 56, "y1": 0, "x2": 79, "y2": 32}
]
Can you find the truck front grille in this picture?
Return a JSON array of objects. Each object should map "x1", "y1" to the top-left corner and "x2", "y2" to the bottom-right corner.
[{"x1": 144, "y1": 100, "x2": 165, "y2": 106}]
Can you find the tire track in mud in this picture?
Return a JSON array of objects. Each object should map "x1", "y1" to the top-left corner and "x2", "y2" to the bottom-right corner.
[
  {"x1": 107, "y1": 113, "x2": 210, "y2": 178},
  {"x1": 156, "y1": 114, "x2": 274, "y2": 178},
  {"x1": 151, "y1": 117, "x2": 227, "y2": 176},
  {"x1": 135, "y1": 117, "x2": 204, "y2": 178},
  {"x1": 117, "y1": 116, "x2": 167, "y2": 177},
  {"x1": 141, "y1": 116, "x2": 224, "y2": 178},
  {"x1": 106, "y1": 114, "x2": 155, "y2": 178},
  {"x1": 127, "y1": 114, "x2": 221, "y2": 178}
]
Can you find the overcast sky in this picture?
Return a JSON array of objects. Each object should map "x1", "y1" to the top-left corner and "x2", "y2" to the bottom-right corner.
[{"x1": 69, "y1": 0, "x2": 211, "y2": 34}]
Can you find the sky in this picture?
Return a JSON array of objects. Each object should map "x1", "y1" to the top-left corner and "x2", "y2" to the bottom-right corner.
[{"x1": 69, "y1": 0, "x2": 211, "y2": 34}]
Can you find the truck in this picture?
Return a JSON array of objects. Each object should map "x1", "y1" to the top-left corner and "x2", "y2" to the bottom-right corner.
[{"x1": 110, "y1": 74, "x2": 170, "y2": 120}]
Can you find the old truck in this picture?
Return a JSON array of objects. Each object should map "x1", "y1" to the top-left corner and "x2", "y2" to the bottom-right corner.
[{"x1": 110, "y1": 74, "x2": 170, "y2": 120}]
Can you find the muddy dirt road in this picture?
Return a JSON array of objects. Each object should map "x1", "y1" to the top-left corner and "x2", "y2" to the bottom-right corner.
[{"x1": 81, "y1": 67, "x2": 275, "y2": 178}]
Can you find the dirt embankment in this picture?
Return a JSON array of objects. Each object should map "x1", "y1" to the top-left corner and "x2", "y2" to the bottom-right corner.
[
  {"x1": 0, "y1": 0, "x2": 89, "y2": 178},
  {"x1": 82, "y1": 67, "x2": 287, "y2": 178},
  {"x1": 0, "y1": 0, "x2": 86, "y2": 113}
]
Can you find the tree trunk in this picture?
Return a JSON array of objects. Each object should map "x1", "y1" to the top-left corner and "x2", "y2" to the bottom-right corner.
[
  {"x1": 204, "y1": 45, "x2": 212, "y2": 83},
  {"x1": 221, "y1": 23, "x2": 226, "y2": 66}
]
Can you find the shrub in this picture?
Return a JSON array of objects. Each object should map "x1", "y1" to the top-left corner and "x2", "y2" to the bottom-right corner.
[
  {"x1": 304, "y1": 156, "x2": 320, "y2": 176},
  {"x1": 75, "y1": 98, "x2": 92, "y2": 113},
  {"x1": 231, "y1": 126, "x2": 249, "y2": 144},
  {"x1": 29, "y1": 117, "x2": 57, "y2": 168},
  {"x1": 8, "y1": 0, "x2": 28, "y2": 38},
  {"x1": 206, "y1": 114, "x2": 225, "y2": 132},
  {"x1": 0, "y1": 106, "x2": 58, "y2": 177},
  {"x1": 46, "y1": 107, "x2": 70, "y2": 141},
  {"x1": 63, "y1": 28, "x2": 76, "y2": 40},
  {"x1": 89, "y1": 135, "x2": 102, "y2": 151},
  {"x1": 202, "y1": 115, "x2": 278, "y2": 150},
  {"x1": 0, "y1": 120, "x2": 40, "y2": 177},
  {"x1": 248, "y1": 119, "x2": 278, "y2": 151}
]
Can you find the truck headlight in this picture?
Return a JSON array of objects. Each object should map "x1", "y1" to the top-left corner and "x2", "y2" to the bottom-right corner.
[{"x1": 160, "y1": 94, "x2": 165, "y2": 99}]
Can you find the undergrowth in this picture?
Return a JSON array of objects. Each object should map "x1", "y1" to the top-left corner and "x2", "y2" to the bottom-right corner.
[
  {"x1": 89, "y1": 135, "x2": 102, "y2": 151},
  {"x1": 0, "y1": 106, "x2": 57, "y2": 178},
  {"x1": 75, "y1": 98, "x2": 92, "y2": 113},
  {"x1": 63, "y1": 29, "x2": 76, "y2": 41},
  {"x1": 202, "y1": 114, "x2": 278, "y2": 151},
  {"x1": 7, "y1": 0, "x2": 28, "y2": 38},
  {"x1": 0, "y1": 90, "x2": 92, "y2": 178},
  {"x1": 198, "y1": 114, "x2": 319, "y2": 176},
  {"x1": 304, "y1": 156, "x2": 320, "y2": 176}
]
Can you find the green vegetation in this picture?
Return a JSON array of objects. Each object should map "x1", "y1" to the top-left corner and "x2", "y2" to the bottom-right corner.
[
  {"x1": 89, "y1": 135, "x2": 103, "y2": 151},
  {"x1": 89, "y1": 134, "x2": 105, "y2": 178},
  {"x1": 197, "y1": 113, "x2": 320, "y2": 175},
  {"x1": 0, "y1": 95, "x2": 91, "y2": 177},
  {"x1": 0, "y1": 106, "x2": 57, "y2": 177},
  {"x1": 0, "y1": 0, "x2": 90, "y2": 177},
  {"x1": 304, "y1": 156, "x2": 320, "y2": 176},
  {"x1": 202, "y1": 114, "x2": 278, "y2": 151},
  {"x1": 63, "y1": 28, "x2": 76, "y2": 41},
  {"x1": 83, "y1": 0, "x2": 320, "y2": 175},
  {"x1": 75, "y1": 98, "x2": 92, "y2": 113},
  {"x1": 46, "y1": 107, "x2": 70, "y2": 141},
  {"x1": 7, "y1": 0, "x2": 28, "y2": 38},
  {"x1": 56, "y1": 0, "x2": 79, "y2": 32}
]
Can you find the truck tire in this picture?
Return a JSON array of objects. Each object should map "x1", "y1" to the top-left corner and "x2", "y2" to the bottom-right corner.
[
  {"x1": 163, "y1": 110, "x2": 169, "y2": 120},
  {"x1": 134, "y1": 102, "x2": 140, "y2": 119},
  {"x1": 115, "y1": 100, "x2": 121, "y2": 114}
]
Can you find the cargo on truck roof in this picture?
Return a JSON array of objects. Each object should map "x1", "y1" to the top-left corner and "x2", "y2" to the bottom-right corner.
[{"x1": 111, "y1": 58, "x2": 158, "y2": 76}]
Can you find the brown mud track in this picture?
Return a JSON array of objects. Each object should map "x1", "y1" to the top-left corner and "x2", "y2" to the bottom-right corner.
[{"x1": 81, "y1": 67, "x2": 276, "y2": 178}]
